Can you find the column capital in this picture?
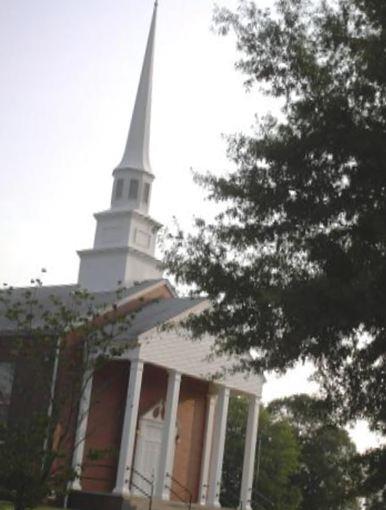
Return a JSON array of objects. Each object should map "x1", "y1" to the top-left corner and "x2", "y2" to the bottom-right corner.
[
  {"x1": 215, "y1": 385, "x2": 230, "y2": 400},
  {"x1": 213, "y1": 383, "x2": 230, "y2": 392},
  {"x1": 167, "y1": 369, "x2": 182, "y2": 380},
  {"x1": 130, "y1": 358, "x2": 144, "y2": 366}
]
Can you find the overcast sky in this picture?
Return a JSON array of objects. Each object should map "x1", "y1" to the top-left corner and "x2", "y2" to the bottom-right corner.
[
  {"x1": 0, "y1": 0, "x2": 263, "y2": 287},
  {"x1": 0, "y1": 0, "x2": 382, "y2": 452}
]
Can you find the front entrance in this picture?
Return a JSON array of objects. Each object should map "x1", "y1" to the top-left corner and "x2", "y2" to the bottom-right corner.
[{"x1": 132, "y1": 403, "x2": 164, "y2": 496}]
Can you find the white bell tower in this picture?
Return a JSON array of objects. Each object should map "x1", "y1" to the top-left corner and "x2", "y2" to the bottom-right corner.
[{"x1": 78, "y1": 2, "x2": 163, "y2": 292}]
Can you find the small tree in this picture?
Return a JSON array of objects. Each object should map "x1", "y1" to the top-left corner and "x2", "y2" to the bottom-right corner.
[
  {"x1": 0, "y1": 278, "x2": 133, "y2": 510},
  {"x1": 222, "y1": 395, "x2": 361, "y2": 510},
  {"x1": 221, "y1": 397, "x2": 301, "y2": 510}
]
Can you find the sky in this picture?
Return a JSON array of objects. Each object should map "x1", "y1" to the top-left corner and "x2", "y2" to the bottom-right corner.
[
  {"x1": 0, "y1": 0, "x2": 265, "y2": 287},
  {"x1": 0, "y1": 0, "x2": 382, "y2": 452}
]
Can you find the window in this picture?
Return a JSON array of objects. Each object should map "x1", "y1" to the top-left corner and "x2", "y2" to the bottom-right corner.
[
  {"x1": 0, "y1": 362, "x2": 14, "y2": 425},
  {"x1": 114, "y1": 178, "x2": 124, "y2": 200},
  {"x1": 143, "y1": 183, "x2": 151, "y2": 204},
  {"x1": 128, "y1": 179, "x2": 139, "y2": 200}
]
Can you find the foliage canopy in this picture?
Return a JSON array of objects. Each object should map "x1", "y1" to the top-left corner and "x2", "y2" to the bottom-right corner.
[
  {"x1": 164, "y1": 0, "x2": 386, "y2": 500},
  {"x1": 221, "y1": 398, "x2": 301, "y2": 510},
  {"x1": 222, "y1": 395, "x2": 361, "y2": 510},
  {"x1": 269, "y1": 395, "x2": 361, "y2": 510}
]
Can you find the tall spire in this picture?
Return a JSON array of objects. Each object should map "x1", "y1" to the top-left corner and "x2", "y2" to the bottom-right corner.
[
  {"x1": 78, "y1": 1, "x2": 163, "y2": 292},
  {"x1": 117, "y1": 2, "x2": 158, "y2": 175}
]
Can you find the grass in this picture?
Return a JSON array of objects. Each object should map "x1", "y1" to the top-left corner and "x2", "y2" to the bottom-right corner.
[{"x1": 0, "y1": 503, "x2": 62, "y2": 510}]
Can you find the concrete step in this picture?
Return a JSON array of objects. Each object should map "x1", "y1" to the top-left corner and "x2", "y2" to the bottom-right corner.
[
  {"x1": 68, "y1": 490, "x2": 234, "y2": 510},
  {"x1": 125, "y1": 495, "x2": 234, "y2": 510},
  {"x1": 125, "y1": 495, "x2": 189, "y2": 510}
]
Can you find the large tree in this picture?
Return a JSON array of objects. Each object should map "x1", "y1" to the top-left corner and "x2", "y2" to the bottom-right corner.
[{"x1": 164, "y1": 0, "x2": 386, "y2": 500}]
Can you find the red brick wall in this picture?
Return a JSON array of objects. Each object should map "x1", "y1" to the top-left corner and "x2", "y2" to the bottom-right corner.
[
  {"x1": 172, "y1": 376, "x2": 208, "y2": 503},
  {"x1": 138, "y1": 364, "x2": 168, "y2": 416},
  {"x1": 0, "y1": 282, "x2": 177, "y2": 493},
  {"x1": 81, "y1": 362, "x2": 169, "y2": 493},
  {"x1": 82, "y1": 360, "x2": 129, "y2": 493},
  {"x1": 136, "y1": 366, "x2": 208, "y2": 503},
  {"x1": 81, "y1": 362, "x2": 208, "y2": 502},
  {"x1": 0, "y1": 337, "x2": 54, "y2": 426},
  {"x1": 71, "y1": 282, "x2": 175, "y2": 490}
]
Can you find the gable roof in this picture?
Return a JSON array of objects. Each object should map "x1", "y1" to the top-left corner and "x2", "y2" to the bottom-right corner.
[
  {"x1": 0, "y1": 279, "x2": 176, "y2": 334},
  {"x1": 122, "y1": 297, "x2": 207, "y2": 340}
]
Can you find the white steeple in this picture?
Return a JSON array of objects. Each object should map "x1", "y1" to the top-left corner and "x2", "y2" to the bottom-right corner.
[
  {"x1": 117, "y1": 0, "x2": 158, "y2": 175},
  {"x1": 109, "y1": 0, "x2": 159, "y2": 216},
  {"x1": 77, "y1": 2, "x2": 163, "y2": 292}
]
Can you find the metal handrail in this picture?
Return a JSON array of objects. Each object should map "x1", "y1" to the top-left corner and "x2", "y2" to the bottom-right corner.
[
  {"x1": 130, "y1": 481, "x2": 151, "y2": 499},
  {"x1": 165, "y1": 473, "x2": 192, "y2": 510},
  {"x1": 128, "y1": 467, "x2": 154, "y2": 510}
]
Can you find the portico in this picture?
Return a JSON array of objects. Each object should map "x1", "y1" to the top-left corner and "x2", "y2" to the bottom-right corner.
[{"x1": 69, "y1": 294, "x2": 263, "y2": 509}]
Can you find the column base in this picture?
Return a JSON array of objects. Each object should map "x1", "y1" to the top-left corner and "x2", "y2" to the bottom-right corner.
[
  {"x1": 112, "y1": 487, "x2": 130, "y2": 497},
  {"x1": 207, "y1": 499, "x2": 221, "y2": 508},
  {"x1": 153, "y1": 488, "x2": 170, "y2": 501},
  {"x1": 71, "y1": 481, "x2": 82, "y2": 491}
]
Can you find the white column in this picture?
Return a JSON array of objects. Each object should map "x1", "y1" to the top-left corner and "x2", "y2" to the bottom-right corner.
[
  {"x1": 240, "y1": 397, "x2": 261, "y2": 510},
  {"x1": 155, "y1": 370, "x2": 182, "y2": 500},
  {"x1": 198, "y1": 392, "x2": 217, "y2": 505},
  {"x1": 113, "y1": 359, "x2": 144, "y2": 496},
  {"x1": 207, "y1": 386, "x2": 230, "y2": 507},
  {"x1": 71, "y1": 368, "x2": 94, "y2": 490}
]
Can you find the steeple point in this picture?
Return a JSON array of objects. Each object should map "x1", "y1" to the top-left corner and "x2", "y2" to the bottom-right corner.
[{"x1": 116, "y1": 2, "x2": 158, "y2": 175}]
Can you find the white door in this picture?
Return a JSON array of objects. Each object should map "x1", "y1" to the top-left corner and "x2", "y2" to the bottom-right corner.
[{"x1": 132, "y1": 416, "x2": 163, "y2": 496}]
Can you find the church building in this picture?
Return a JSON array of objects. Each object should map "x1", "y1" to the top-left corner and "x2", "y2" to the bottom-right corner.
[{"x1": 0, "y1": 3, "x2": 264, "y2": 510}]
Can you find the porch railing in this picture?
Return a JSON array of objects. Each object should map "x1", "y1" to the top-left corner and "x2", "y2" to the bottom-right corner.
[
  {"x1": 128, "y1": 466, "x2": 154, "y2": 510},
  {"x1": 165, "y1": 472, "x2": 192, "y2": 510}
]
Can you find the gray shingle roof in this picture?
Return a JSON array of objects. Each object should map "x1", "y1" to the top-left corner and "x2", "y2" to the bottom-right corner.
[
  {"x1": 0, "y1": 279, "x2": 171, "y2": 333},
  {"x1": 123, "y1": 297, "x2": 207, "y2": 339}
]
